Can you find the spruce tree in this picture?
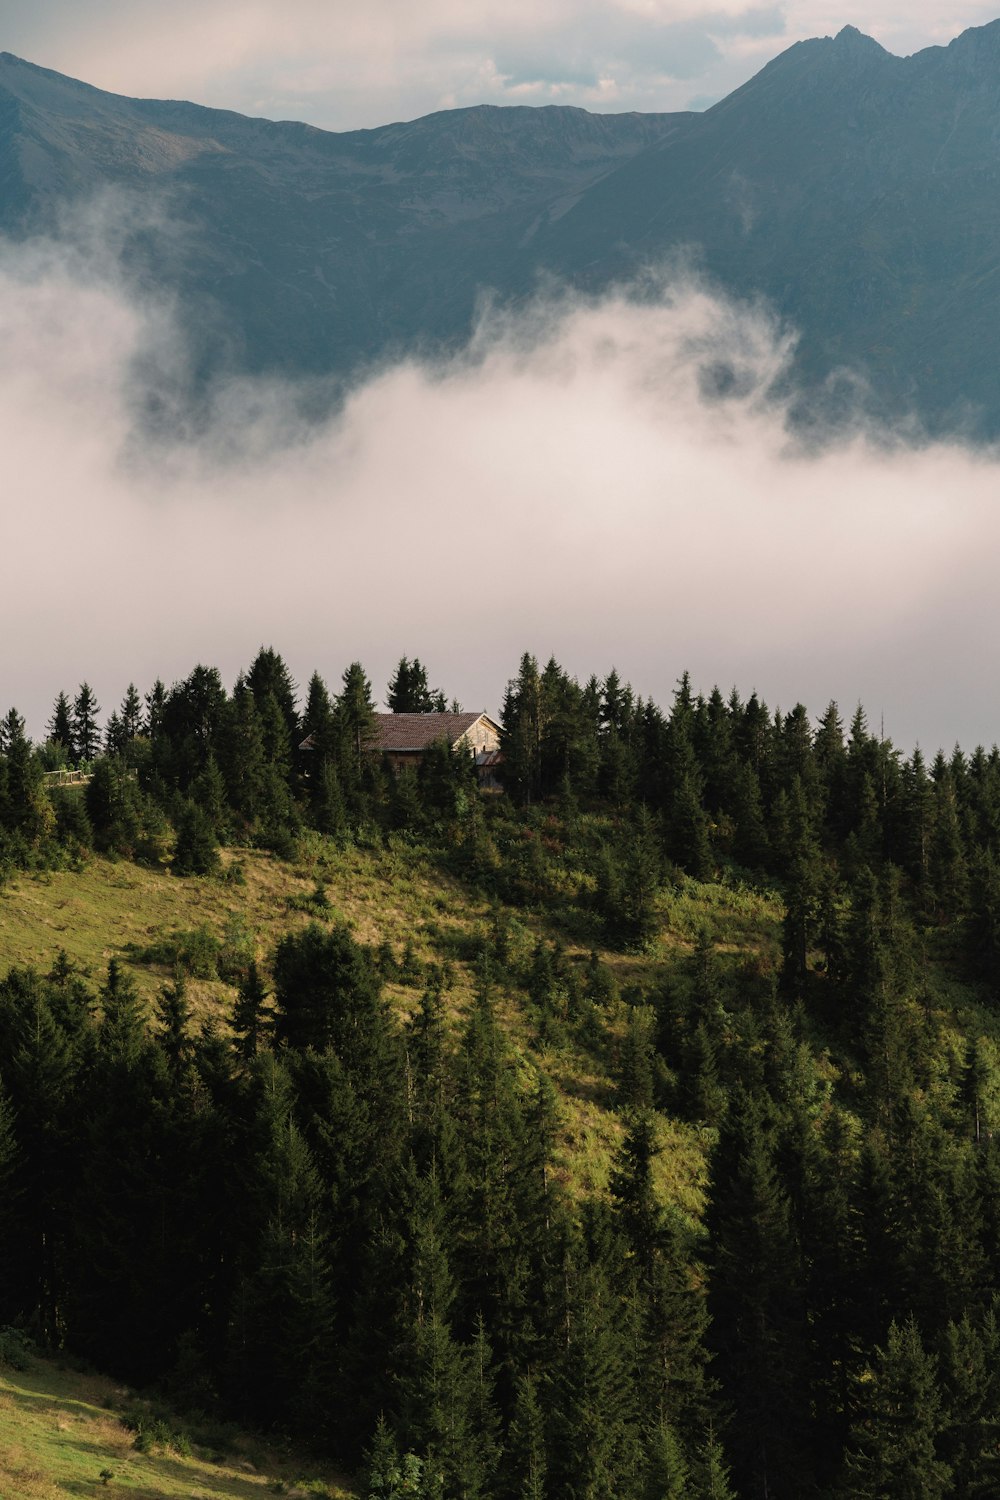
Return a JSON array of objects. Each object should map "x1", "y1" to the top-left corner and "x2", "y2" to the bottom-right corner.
[
  {"x1": 643, "y1": 1420, "x2": 689, "y2": 1500},
  {"x1": 689, "y1": 1427, "x2": 736, "y2": 1500},
  {"x1": 71, "y1": 682, "x2": 101, "y2": 764},
  {"x1": 503, "y1": 1373, "x2": 547, "y2": 1500},
  {"x1": 120, "y1": 683, "x2": 143, "y2": 743},
  {"x1": 937, "y1": 1311, "x2": 1000, "y2": 1496},
  {"x1": 46, "y1": 691, "x2": 74, "y2": 755},
  {"x1": 232, "y1": 960, "x2": 270, "y2": 1061},
  {"x1": 155, "y1": 975, "x2": 194, "y2": 1084},
  {"x1": 705, "y1": 1086, "x2": 812, "y2": 1497},
  {"x1": 388, "y1": 657, "x2": 445, "y2": 714},
  {"x1": 843, "y1": 1317, "x2": 951, "y2": 1499},
  {"x1": 549, "y1": 1255, "x2": 642, "y2": 1500},
  {"x1": 396, "y1": 1171, "x2": 497, "y2": 1500},
  {"x1": 172, "y1": 797, "x2": 220, "y2": 875},
  {"x1": 247, "y1": 646, "x2": 299, "y2": 745}
]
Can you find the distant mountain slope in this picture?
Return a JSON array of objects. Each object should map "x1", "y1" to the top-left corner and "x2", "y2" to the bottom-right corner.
[
  {"x1": 0, "y1": 51, "x2": 682, "y2": 377},
  {"x1": 529, "y1": 21, "x2": 1000, "y2": 430},
  {"x1": 5, "y1": 23, "x2": 1000, "y2": 429}
]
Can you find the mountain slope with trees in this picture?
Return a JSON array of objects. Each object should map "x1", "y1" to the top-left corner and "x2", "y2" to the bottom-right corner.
[
  {"x1": 5, "y1": 647, "x2": 1000, "y2": 1494},
  {"x1": 9, "y1": 22, "x2": 1000, "y2": 428}
]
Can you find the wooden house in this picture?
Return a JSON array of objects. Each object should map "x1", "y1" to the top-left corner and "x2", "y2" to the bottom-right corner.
[
  {"x1": 299, "y1": 711, "x2": 503, "y2": 786},
  {"x1": 376, "y1": 712, "x2": 502, "y2": 785}
]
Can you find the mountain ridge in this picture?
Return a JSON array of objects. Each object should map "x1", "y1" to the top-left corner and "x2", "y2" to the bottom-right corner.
[{"x1": 4, "y1": 23, "x2": 1000, "y2": 428}]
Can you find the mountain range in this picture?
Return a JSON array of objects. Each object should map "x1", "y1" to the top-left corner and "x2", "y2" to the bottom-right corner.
[{"x1": 4, "y1": 21, "x2": 1000, "y2": 431}]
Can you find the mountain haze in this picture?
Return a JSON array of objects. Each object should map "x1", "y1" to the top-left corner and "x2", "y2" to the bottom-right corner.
[{"x1": 5, "y1": 21, "x2": 1000, "y2": 427}]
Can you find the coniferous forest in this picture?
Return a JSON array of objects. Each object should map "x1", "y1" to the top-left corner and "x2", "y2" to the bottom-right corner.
[{"x1": 6, "y1": 648, "x2": 1000, "y2": 1497}]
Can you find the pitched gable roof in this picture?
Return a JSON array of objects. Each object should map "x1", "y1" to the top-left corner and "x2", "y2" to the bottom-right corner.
[{"x1": 376, "y1": 711, "x2": 490, "y2": 752}]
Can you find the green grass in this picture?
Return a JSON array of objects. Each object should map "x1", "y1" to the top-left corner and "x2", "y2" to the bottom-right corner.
[
  {"x1": 0, "y1": 1352, "x2": 351, "y2": 1499},
  {"x1": 0, "y1": 832, "x2": 756, "y2": 1224}
]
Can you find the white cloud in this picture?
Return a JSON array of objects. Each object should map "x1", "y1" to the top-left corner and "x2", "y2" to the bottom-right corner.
[
  {"x1": 4, "y1": 2, "x2": 999, "y2": 128},
  {"x1": 3, "y1": 214, "x2": 1000, "y2": 754}
]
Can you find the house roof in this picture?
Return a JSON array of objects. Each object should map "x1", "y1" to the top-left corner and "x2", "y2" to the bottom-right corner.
[
  {"x1": 376, "y1": 711, "x2": 494, "y2": 753},
  {"x1": 299, "y1": 710, "x2": 501, "y2": 755}
]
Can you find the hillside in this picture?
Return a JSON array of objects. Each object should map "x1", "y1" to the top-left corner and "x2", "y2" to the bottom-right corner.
[
  {"x1": 8, "y1": 24, "x2": 1000, "y2": 427},
  {"x1": 9, "y1": 649, "x2": 1000, "y2": 1495},
  {"x1": 0, "y1": 832, "x2": 737, "y2": 1210},
  {"x1": 0, "y1": 1338, "x2": 350, "y2": 1498}
]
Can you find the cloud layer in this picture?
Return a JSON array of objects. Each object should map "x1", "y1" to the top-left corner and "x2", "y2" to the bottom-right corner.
[
  {"x1": 4, "y1": 2, "x2": 1000, "y2": 126},
  {"x1": 3, "y1": 215, "x2": 1000, "y2": 755}
]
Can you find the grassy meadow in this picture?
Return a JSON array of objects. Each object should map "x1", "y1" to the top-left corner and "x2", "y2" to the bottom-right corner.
[
  {"x1": 0, "y1": 826, "x2": 782, "y2": 1213},
  {"x1": 0, "y1": 1347, "x2": 350, "y2": 1500}
]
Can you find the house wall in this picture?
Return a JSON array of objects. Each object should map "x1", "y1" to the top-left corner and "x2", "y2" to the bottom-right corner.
[
  {"x1": 455, "y1": 717, "x2": 501, "y2": 757},
  {"x1": 384, "y1": 751, "x2": 422, "y2": 774}
]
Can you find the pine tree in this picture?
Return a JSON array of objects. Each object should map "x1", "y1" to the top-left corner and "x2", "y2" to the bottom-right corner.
[
  {"x1": 120, "y1": 683, "x2": 143, "y2": 742},
  {"x1": 71, "y1": 682, "x2": 101, "y2": 764},
  {"x1": 229, "y1": 1078, "x2": 333, "y2": 1431},
  {"x1": 97, "y1": 958, "x2": 146, "y2": 1063},
  {"x1": 144, "y1": 679, "x2": 167, "y2": 740},
  {"x1": 272, "y1": 922, "x2": 382, "y2": 1055},
  {"x1": 704, "y1": 1086, "x2": 812, "y2": 1497},
  {"x1": 0, "y1": 1079, "x2": 20, "y2": 1321},
  {"x1": 221, "y1": 676, "x2": 269, "y2": 829},
  {"x1": 549, "y1": 1255, "x2": 642, "y2": 1500},
  {"x1": 610, "y1": 1112, "x2": 710, "y2": 1432},
  {"x1": 339, "y1": 662, "x2": 378, "y2": 770},
  {"x1": 172, "y1": 797, "x2": 220, "y2": 875},
  {"x1": 85, "y1": 758, "x2": 149, "y2": 857},
  {"x1": 46, "y1": 691, "x2": 74, "y2": 755},
  {"x1": 388, "y1": 657, "x2": 445, "y2": 713},
  {"x1": 155, "y1": 976, "x2": 194, "y2": 1084},
  {"x1": 364, "y1": 1416, "x2": 424, "y2": 1498},
  {"x1": 1, "y1": 709, "x2": 51, "y2": 847},
  {"x1": 233, "y1": 960, "x2": 270, "y2": 1061},
  {"x1": 618, "y1": 1006, "x2": 656, "y2": 1111},
  {"x1": 396, "y1": 1171, "x2": 496, "y2": 1500},
  {"x1": 667, "y1": 774, "x2": 712, "y2": 880},
  {"x1": 500, "y1": 654, "x2": 544, "y2": 804},
  {"x1": 503, "y1": 1372, "x2": 547, "y2": 1500},
  {"x1": 0, "y1": 967, "x2": 80, "y2": 1338},
  {"x1": 643, "y1": 1420, "x2": 689, "y2": 1500},
  {"x1": 191, "y1": 752, "x2": 228, "y2": 836},
  {"x1": 779, "y1": 836, "x2": 823, "y2": 999},
  {"x1": 103, "y1": 710, "x2": 125, "y2": 756},
  {"x1": 937, "y1": 1311, "x2": 1000, "y2": 1496},
  {"x1": 247, "y1": 646, "x2": 299, "y2": 745},
  {"x1": 689, "y1": 1427, "x2": 736, "y2": 1500},
  {"x1": 928, "y1": 758, "x2": 968, "y2": 922},
  {"x1": 843, "y1": 1317, "x2": 951, "y2": 1499}
]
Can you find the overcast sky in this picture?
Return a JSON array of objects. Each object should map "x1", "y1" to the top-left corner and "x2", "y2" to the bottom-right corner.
[{"x1": 3, "y1": 2, "x2": 1000, "y2": 128}]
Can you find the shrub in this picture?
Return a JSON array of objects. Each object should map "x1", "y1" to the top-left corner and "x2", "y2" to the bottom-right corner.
[{"x1": 0, "y1": 1326, "x2": 32, "y2": 1370}]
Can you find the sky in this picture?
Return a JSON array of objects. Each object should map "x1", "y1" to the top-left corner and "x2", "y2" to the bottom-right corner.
[{"x1": 2, "y1": 1, "x2": 1000, "y2": 128}]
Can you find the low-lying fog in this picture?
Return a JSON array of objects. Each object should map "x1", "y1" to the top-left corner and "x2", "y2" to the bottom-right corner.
[{"x1": 4, "y1": 207, "x2": 1000, "y2": 754}]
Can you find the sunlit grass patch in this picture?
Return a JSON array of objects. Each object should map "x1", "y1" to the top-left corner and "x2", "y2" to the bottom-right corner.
[{"x1": 0, "y1": 1354, "x2": 353, "y2": 1499}]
